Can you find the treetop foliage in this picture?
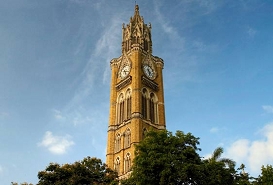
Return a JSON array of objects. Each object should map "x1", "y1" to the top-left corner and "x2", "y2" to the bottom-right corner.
[
  {"x1": 121, "y1": 130, "x2": 273, "y2": 185},
  {"x1": 37, "y1": 156, "x2": 118, "y2": 185},
  {"x1": 14, "y1": 130, "x2": 273, "y2": 185},
  {"x1": 126, "y1": 130, "x2": 203, "y2": 185}
]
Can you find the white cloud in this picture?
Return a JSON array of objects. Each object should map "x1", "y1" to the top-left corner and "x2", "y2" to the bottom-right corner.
[
  {"x1": 196, "y1": 0, "x2": 218, "y2": 14},
  {"x1": 38, "y1": 131, "x2": 74, "y2": 155},
  {"x1": 93, "y1": 17, "x2": 121, "y2": 84},
  {"x1": 66, "y1": 16, "x2": 120, "y2": 111},
  {"x1": 192, "y1": 40, "x2": 219, "y2": 53},
  {"x1": 209, "y1": 127, "x2": 226, "y2": 133},
  {"x1": 153, "y1": 1, "x2": 185, "y2": 47},
  {"x1": 247, "y1": 27, "x2": 257, "y2": 38},
  {"x1": 0, "y1": 165, "x2": 3, "y2": 174},
  {"x1": 227, "y1": 139, "x2": 250, "y2": 161},
  {"x1": 72, "y1": 110, "x2": 92, "y2": 126},
  {"x1": 262, "y1": 105, "x2": 273, "y2": 114},
  {"x1": 209, "y1": 127, "x2": 219, "y2": 133},
  {"x1": 53, "y1": 109, "x2": 66, "y2": 121},
  {"x1": 226, "y1": 122, "x2": 273, "y2": 175},
  {"x1": 52, "y1": 106, "x2": 94, "y2": 126}
]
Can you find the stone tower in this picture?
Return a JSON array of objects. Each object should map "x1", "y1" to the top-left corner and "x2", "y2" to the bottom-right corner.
[{"x1": 106, "y1": 5, "x2": 166, "y2": 178}]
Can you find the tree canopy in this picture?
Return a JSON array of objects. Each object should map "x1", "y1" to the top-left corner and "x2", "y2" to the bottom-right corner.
[
  {"x1": 201, "y1": 147, "x2": 236, "y2": 184},
  {"x1": 16, "y1": 129, "x2": 272, "y2": 185},
  {"x1": 254, "y1": 165, "x2": 273, "y2": 184},
  {"x1": 37, "y1": 156, "x2": 118, "y2": 185},
  {"x1": 121, "y1": 129, "x2": 271, "y2": 185},
  {"x1": 122, "y1": 130, "x2": 203, "y2": 185}
]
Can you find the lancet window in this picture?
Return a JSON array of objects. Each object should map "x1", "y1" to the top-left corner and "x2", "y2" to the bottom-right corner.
[
  {"x1": 115, "y1": 133, "x2": 121, "y2": 153},
  {"x1": 142, "y1": 88, "x2": 148, "y2": 119},
  {"x1": 150, "y1": 93, "x2": 157, "y2": 124},
  {"x1": 124, "y1": 128, "x2": 131, "y2": 148},
  {"x1": 116, "y1": 88, "x2": 132, "y2": 125},
  {"x1": 117, "y1": 94, "x2": 124, "y2": 124},
  {"x1": 124, "y1": 153, "x2": 131, "y2": 173},
  {"x1": 114, "y1": 157, "x2": 120, "y2": 174},
  {"x1": 125, "y1": 89, "x2": 132, "y2": 120},
  {"x1": 141, "y1": 88, "x2": 158, "y2": 124}
]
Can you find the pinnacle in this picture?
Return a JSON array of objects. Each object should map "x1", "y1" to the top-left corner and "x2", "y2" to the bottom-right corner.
[{"x1": 135, "y1": 4, "x2": 139, "y2": 15}]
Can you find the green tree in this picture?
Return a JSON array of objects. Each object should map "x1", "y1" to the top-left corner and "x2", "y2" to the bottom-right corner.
[
  {"x1": 123, "y1": 130, "x2": 203, "y2": 185},
  {"x1": 255, "y1": 165, "x2": 273, "y2": 184},
  {"x1": 208, "y1": 147, "x2": 235, "y2": 168},
  {"x1": 122, "y1": 130, "x2": 244, "y2": 185},
  {"x1": 37, "y1": 156, "x2": 118, "y2": 185},
  {"x1": 201, "y1": 147, "x2": 236, "y2": 185},
  {"x1": 234, "y1": 164, "x2": 253, "y2": 185}
]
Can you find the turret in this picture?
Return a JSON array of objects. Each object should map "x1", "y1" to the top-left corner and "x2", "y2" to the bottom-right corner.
[{"x1": 122, "y1": 5, "x2": 152, "y2": 53}]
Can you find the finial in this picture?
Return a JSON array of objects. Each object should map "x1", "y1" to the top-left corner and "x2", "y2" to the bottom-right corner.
[{"x1": 135, "y1": 4, "x2": 139, "y2": 13}]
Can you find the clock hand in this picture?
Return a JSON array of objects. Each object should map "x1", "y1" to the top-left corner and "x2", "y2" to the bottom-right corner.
[{"x1": 148, "y1": 68, "x2": 152, "y2": 76}]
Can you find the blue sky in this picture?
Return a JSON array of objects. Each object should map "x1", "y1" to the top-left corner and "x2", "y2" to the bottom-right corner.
[{"x1": 1, "y1": 0, "x2": 273, "y2": 183}]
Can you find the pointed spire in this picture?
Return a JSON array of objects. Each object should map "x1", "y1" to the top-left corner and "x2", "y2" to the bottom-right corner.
[
  {"x1": 122, "y1": 5, "x2": 152, "y2": 53},
  {"x1": 130, "y1": 4, "x2": 142, "y2": 25},
  {"x1": 135, "y1": 4, "x2": 139, "y2": 16}
]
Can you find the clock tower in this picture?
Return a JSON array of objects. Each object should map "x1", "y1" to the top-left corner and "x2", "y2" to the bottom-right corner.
[{"x1": 106, "y1": 5, "x2": 166, "y2": 177}]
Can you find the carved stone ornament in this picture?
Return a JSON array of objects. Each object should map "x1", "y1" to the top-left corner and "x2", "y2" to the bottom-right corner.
[
  {"x1": 142, "y1": 54, "x2": 157, "y2": 80},
  {"x1": 142, "y1": 76, "x2": 158, "y2": 91},
  {"x1": 118, "y1": 53, "x2": 132, "y2": 79},
  {"x1": 116, "y1": 76, "x2": 132, "y2": 91}
]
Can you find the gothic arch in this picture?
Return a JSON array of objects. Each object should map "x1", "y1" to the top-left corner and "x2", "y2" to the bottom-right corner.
[
  {"x1": 142, "y1": 88, "x2": 148, "y2": 119},
  {"x1": 125, "y1": 88, "x2": 132, "y2": 120},
  {"x1": 117, "y1": 93, "x2": 125, "y2": 124},
  {"x1": 124, "y1": 152, "x2": 131, "y2": 173},
  {"x1": 116, "y1": 88, "x2": 132, "y2": 125},
  {"x1": 150, "y1": 92, "x2": 158, "y2": 124},
  {"x1": 115, "y1": 133, "x2": 121, "y2": 153},
  {"x1": 141, "y1": 88, "x2": 159, "y2": 124},
  {"x1": 124, "y1": 128, "x2": 131, "y2": 148},
  {"x1": 114, "y1": 156, "x2": 121, "y2": 175}
]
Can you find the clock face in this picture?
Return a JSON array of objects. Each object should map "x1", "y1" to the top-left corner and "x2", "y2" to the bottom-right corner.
[
  {"x1": 120, "y1": 65, "x2": 130, "y2": 79},
  {"x1": 143, "y1": 65, "x2": 155, "y2": 79}
]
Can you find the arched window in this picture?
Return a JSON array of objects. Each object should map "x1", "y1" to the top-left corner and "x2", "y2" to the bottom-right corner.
[
  {"x1": 115, "y1": 157, "x2": 120, "y2": 174},
  {"x1": 115, "y1": 133, "x2": 121, "y2": 152},
  {"x1": 121, "y1": 101, "x2": 124, "y2": 122},
  {"x1": 125, "y1": 89, "x2": 132, "y2": 120},
  {"x1": 124, "y1": 153, "x2": 131, "y2": 173},
  {"x1": 150, "y1": 93, "x2": 155, "y2": 123},
  {"x1": 117, "y1": 94, "x2": 124, "y2": 124},
  {"x1": 124, "y1": 128, "x2": 131, "y2": 148},
  {"x1": 142, "y1": 89, "x2": 148, "y2": 119}
]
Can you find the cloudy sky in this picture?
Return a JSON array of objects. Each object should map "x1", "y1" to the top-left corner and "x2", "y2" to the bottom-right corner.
[{"x1": 1, "y1": 0, "x2": 273, "y2": 183}]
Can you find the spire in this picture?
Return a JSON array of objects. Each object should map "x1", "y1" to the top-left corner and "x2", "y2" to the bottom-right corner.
[
  {"x1": 130, "y1": 4, "x2": 143, "y2": 27},
  {"x1": 135, "y1": 4, "x2": 139, "y2": 15},
  {"x1": 122, "y1": 5, "x2": 152, "y2": 53}
]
